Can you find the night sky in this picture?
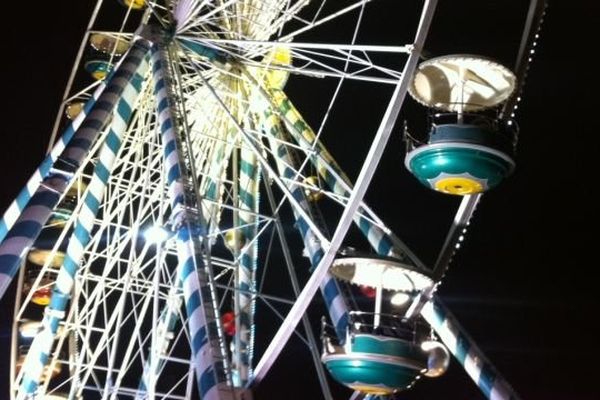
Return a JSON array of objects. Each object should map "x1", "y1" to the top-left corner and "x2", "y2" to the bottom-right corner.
[{"x1": 0, "y1": 1, "x2": 597, "y2": 399}]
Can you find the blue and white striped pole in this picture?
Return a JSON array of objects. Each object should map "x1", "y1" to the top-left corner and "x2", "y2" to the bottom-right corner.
[
  {"x1": 198, "y1": 128, "x2": 236, "y2": 234},
  {"x1": 0, "y1": 43, "x2": 139, "y2": 240},
  {"x1": 265, "y1": 88, "x2": 407, "y2": 262},
  {"x1": 0, "y1": 39, "x2": 152, "y2": 302},
  {"x1": 151, "y1": 42, "x2": 233, "y2": 400},
  {"x1": 234, "y1": 146, "x2": 260, "y2": 384},
  {"x1": 421, "y1": 299, "x2": 522, "y2": 400},
  {"x1": 0, "y1": 79, "x2": 108, "y2": 242},
  {"x1": 260, "y1": 109, "x2": 349, "y2": 342},
  {"x1": 16, "y1": 54, "x2": 150, "y2": 398}
]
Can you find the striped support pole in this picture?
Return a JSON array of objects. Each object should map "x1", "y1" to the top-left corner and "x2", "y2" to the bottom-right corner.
[
  {"x1": 421, "y1": 299, "x2": 522, "y2": 400},
  {"x1": 199, "y1": 128, "x2": 235, "y2": 234},
  {"x1": 0, "y1": 39, "x2": 152, "y2": 302},
  {"x1": 266, "y1": 88, "x2": 404, "y2": 261},
  {"x1": 17, "y1": 55, "x2": 150, "y2": 398},
  {"x1": 234, "y1": 146, "x2": 260, "y2": 384},
  {"x1": 0, "y1": 80, "x2": 108, "y2": 243},
  {"x1": 260, "y1": 109, "x2": 349, "y2": 342},
  {"x1": 151, "y1": 43, "x2": 233, "y2": 400}
]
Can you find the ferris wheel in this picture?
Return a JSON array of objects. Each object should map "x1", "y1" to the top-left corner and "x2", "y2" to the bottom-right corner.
[{"x1": 0, "y1": 1, "x2": 546, "y2": 399}]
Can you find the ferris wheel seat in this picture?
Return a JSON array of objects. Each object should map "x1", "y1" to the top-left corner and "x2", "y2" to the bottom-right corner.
[
  {"x1": 27, "y1": 249, "x2": 65, "y2": 268},
  {"x1": 90, "y1": 33, "x2": 130, "y2": 56},
  {"x1": 322, "y1": 333, "x2": 427, "y2": 395},
  {"x1": 19, "y1": 319, "x2": 65, "y2": 341},
  {"x1": 118, "y1": 0, "x2": 145, "y2": 10},
  {"x1": 47, "y1": 180, "x2": 87, "y2": 227},
  {"x1": 405, "y1": 124, "x2": 515, "y2": 195},
  {"x1": 65, "y1": 100, "x2": 85, "y2": 120},
  {"x1": 23, "y1": 248, "x2": 63, "y2": 306},
  {"x1": 30, "y1": 286, "x2": 52, "y2": 305},
  {"x1": 19, "y1": 320, "x2": 43, "y2": 340},
  {"x1": 47, "y1": 208, "x2": 74, "y2": 227},
  {"x1": 84, "y1": 60, "x2": 113, "y2": 81},
  {"x1": 22, "y1": 208, "x2": 69, "y2": 305},
  {"x1": 22, "y1": 268, "x2": 57, "y2": 306}
]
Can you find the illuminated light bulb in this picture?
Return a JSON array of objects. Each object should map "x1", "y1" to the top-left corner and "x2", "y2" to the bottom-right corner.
[
  {"x1": 390, "y1": 292, "x2": 410, "y2": 307},
  {"x1": 144, "y1": 225, "x2": 170, "y2": 244}
]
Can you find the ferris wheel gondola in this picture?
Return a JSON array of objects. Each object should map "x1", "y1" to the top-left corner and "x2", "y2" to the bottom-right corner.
[{"x1": 405, "y1": 54, "x2": 518, "y2": 195}]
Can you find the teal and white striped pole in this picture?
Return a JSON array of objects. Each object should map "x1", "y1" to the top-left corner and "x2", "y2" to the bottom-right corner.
[
  {"x1": 421, "y1": 299, "x2": 522, "y2": 400},
  {"x1": 260, "y1": 108, "x2": 349, "y2": 342},
  {"x1": 198, "y1": 128, "x2": 235, "y2": 234},
  {"x1": 234, "y1": 145, "x2": 260, "y2": 384},
  {"x1": 0, "y1": 39, "x2": 152, "y2": 302},
  {"x1": 0, "y1": 80, "x2": 108, "y2": 243},
  {"x1": 267, "y1": 88, "x2": 411, "y2": 262},
  {"x1": 16, "y1": 51, "x2": 150, "y2": 398},
  {"x1": 151, "y1": 42, "x2": 233, "y2": 400}
]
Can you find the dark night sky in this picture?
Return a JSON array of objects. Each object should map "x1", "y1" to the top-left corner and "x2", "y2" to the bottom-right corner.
[{"x1": 0, "y1": 1, "x2": 597, "y2": 399}]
